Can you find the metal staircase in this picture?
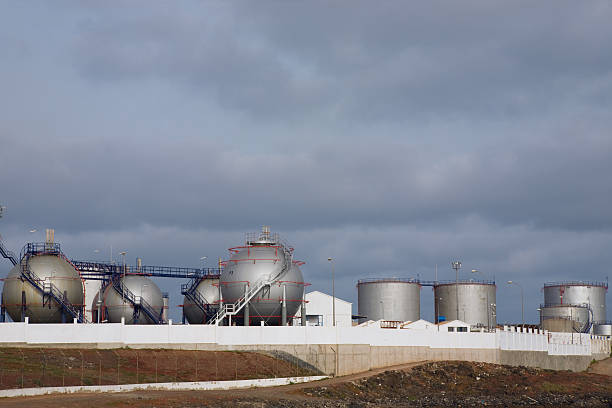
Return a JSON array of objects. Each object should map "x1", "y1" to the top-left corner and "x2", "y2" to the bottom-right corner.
[
  {"x1": 20, "y1": 255, "x2": 86, "y2": 323},
  {"x1": 181, "y1": 277, "x2": 217, "y2": 320},
  {"x1": 110, "y1": 274, "x2": 163, "y2": 324},
  {"x1": 0, "y1": 239, "x2": 18, "y2": 266},
  {"x1": 210, "y1": 245, "x2": 293, "y2": 325}
]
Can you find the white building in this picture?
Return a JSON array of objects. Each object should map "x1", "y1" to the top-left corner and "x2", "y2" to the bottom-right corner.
[{"x1": 293, "y1": 290, "x2": 352, "y2": 327}]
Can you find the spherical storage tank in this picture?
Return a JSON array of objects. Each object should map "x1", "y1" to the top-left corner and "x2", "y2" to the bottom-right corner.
[
  {"x1": 2, "y1": 246, "x2": 84, "y2": 323},
  {"x1": 102, "y1": 275, "x2": 163, "y2": 324},
  {"x1": 183, "y1": 278, "x2": 220, "y2": 324},
  {"x1": 434, "y1": 281, "x2": 496, "y2": 328},
  {"x1": 220, "y1": 227, "x2": 306, "y2": 325},
  {"x1": 542, "y1": 282, "x2": 607, "y2": 324},
  {"x1": 357, "y1": 278, "x2": 420, "y2": 323}
]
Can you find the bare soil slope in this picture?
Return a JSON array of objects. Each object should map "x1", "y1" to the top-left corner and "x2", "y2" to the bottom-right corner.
[{"x1": 3, "y1": 360, "x2": 611, "y2": 407}]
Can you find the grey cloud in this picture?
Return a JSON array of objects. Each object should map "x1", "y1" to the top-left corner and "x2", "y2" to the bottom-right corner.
[{"x1": 71, "y1": 2, "x2": 612, "y2": 120}]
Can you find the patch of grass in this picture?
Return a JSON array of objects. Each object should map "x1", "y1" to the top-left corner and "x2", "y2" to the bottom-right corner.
[{"x1": 540, "y1": 381, "x2": 564, "y2": 393}]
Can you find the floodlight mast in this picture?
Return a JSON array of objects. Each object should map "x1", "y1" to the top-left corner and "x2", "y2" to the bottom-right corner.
[{"x1": 452, "y1": 261, "x2": 462, "y2": 321}]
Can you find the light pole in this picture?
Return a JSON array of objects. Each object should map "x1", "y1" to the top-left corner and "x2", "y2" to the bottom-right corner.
[
  {"x1": 452, "y1": 261, "x2": 462, "y2": 321},
  {"x1": 507, "y1": 281, "x2": 524, "y2": 327},
  {"x1": 119, "y1": 251, "x2": 127, "y2": 303},
  {"x1": 328, "y1": 258, "x2": 335, "y2": 326}
]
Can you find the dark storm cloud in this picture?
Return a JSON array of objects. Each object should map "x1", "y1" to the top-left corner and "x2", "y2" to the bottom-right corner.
[{"x1": 72, "y1": 2, "x2": 612, "y2": 120}]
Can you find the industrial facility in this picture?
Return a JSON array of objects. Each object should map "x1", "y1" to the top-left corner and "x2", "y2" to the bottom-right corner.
[
  {"x1": 0, "y1": 225, "x2": 310, "y2": 327},
  {"x1": 356, "y1": 277, "x2": 497, "y2": 330},
  {"x1": 0, "y1": 210, "x2": 608, "y2": 336},
  {"x1": 540, "y1": 281, "x2": 610, "y2": 335}
]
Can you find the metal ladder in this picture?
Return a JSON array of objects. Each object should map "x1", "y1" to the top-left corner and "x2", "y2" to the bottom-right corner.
[
  {"x1": 210, "y1": 246, "x2": 293, "y2": 325},
  {"x1": 110, "y1": 274, "x2": 163, "y2": 324},
  {"x1": 20, "y1": 257, "x2": 87, "y2": 323}
]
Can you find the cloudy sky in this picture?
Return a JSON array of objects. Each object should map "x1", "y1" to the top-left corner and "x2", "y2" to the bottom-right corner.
[{"x1": 1, "y1": 2, "x2": 611, "y2": 323}]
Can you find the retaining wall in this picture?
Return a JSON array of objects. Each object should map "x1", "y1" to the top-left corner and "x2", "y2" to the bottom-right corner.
[{"x1": 0, "y1": 321, "x2": 609, "y2": 375}]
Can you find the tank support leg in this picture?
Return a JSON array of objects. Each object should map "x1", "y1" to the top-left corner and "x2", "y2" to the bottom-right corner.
[
  {"x1": 301, "y1": 293, "x2": 306, "y2": 327},
  {"x1": 21, "y1": 290, "x2": 26, "y2": 322},
  {"x1": 244, "y1": 284, "x2": 250, "y2": 326},
  {"x1": 281, "y1": 285, "x2": 287, "y2": 326},
  {"x1": 1, "y1": 293, "x2": 5, "y2": 322}
]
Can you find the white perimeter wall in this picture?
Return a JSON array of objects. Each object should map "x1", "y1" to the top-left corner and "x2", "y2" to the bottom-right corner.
[{"x1": 0, "y1": 321, "x2": 609, "y2": 357}]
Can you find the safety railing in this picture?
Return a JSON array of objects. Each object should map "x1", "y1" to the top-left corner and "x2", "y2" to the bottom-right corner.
[
  {"x1": 0, "y1": 239, "x2": 17, "y2": 266},
  {"x1": 20, "y1": 258, "x2": 86, "y2": 323},
  {"x1": 110, "y1": 275, "x2": 162, "y2": 324},
  {"x1": 210, "y1": 245, "x2": 293, "y2": 325}
]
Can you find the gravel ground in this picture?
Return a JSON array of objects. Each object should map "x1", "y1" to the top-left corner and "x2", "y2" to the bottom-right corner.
[{"x1": 2, "y1": 359, "x2": 611, "y2": 407}]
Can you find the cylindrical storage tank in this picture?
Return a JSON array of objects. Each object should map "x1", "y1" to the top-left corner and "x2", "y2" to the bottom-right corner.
[
  {"x1": 183, "y1": 278, "x2": 220, "y2": 324},
  {"x1": 357, "y1": 278, "x2": 420, "y2": 322},
  {"x1": 540, "y1": 304, "x2": 590, "y2": 333},
  {"x1": 593, "y1": 323, "x2": 612, "y2": 336},
  {"x1": 2, "y1": 253, "x2": 84, "y2": 323},
  {"x1": 434, "y1": 281, "x2": 497, "y2": 328},
  {"x1": 220, "y1": 228, "x2": 305, "y2": 325},
  {"x1": 543, "y1": 282, "x2": 607, "y2": 324},
  {"x1": 102, "y1": 275, "x2": 163, "y2": 324}
]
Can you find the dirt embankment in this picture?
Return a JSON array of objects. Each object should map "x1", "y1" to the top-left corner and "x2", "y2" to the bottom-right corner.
[
  {"x1": 299, "y1": 360, "x2": 612, "y2": 407},
  {"x1": 2, "y1": 356, "x2": 611, "y2": 407},
  {"x1": 0, "y1": 347, "x2": 315, "y2": 389}
]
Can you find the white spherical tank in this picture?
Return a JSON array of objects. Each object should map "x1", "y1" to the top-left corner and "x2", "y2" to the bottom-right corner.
[
  {"x1": 183, "y1": 278, "x2": 220, "y2": 324},
  {"x1": 2, "y1": 250, "x2": 84, "y2": 323},
  {"x1": 220, "y1": 227, "x2": 305, "y2": 325},
  {"x1": 102, "y1": 275, "x2": 163, "y2": 324}
]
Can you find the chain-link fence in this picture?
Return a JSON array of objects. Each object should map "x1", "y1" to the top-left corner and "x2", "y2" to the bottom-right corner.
[{"x1": 0, "y1": 348, "x2": 315, "y2": 389}]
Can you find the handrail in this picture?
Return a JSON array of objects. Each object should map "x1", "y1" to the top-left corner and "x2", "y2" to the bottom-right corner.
[
  {"x1": 544, "y1": 281, "x2": 608, "y2": 289},
  {"x1": 180, "y1": 277, "x2": 214, "y2": 316},
  {"x1": 357, "y1": 278, "x2": 495, "y2": 286},
  {"x1": 210, "y1": 245, "x2": 294, "y2": 325},
  {"x1": 0, "y1": 239, "x2": 18, "y2": 266},
  {"x1": 20, "y1": 256, "x2": 86, "y2": 323},
  {"x1": 110, "y1": 274, "x2": 162, "y2": 324},
  {"x1": 72, "y1": 260, "x2": 221, "y2": 280}
]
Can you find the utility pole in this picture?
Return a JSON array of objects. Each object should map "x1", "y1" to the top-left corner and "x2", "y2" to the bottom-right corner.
[{"x1": 328, "y1": 258, "x2": 335, "y2": 326}]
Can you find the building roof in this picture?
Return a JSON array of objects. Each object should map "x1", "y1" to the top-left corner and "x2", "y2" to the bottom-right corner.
[{"x1": 305, "y1": 290, "x2": 352, "y2": 306}]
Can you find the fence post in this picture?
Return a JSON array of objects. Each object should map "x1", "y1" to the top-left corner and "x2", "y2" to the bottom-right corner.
[
  {"x1": 59, "y1": 350, "x2": 65, "y2": 387},
  {"x1": 19, "y1": 348, "x2": 24, "y2": 388},
  {"x1": 80, "y1": 350, "x2": 84, "y2": 386},
  {"x1": 40, "y1": 348, "x2": 45, "y2": 388},
  {"x1": 95, "y1": 350, "x2": 102, "y2": 386},
  {"x1": 194, "y1": 351, "x2": 198, "y2": 381}
]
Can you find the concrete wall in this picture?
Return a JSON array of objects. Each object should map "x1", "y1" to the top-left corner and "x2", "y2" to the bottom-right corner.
[{"x1": 0, "y1": 320, "x2": 609, "y2": 376}]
